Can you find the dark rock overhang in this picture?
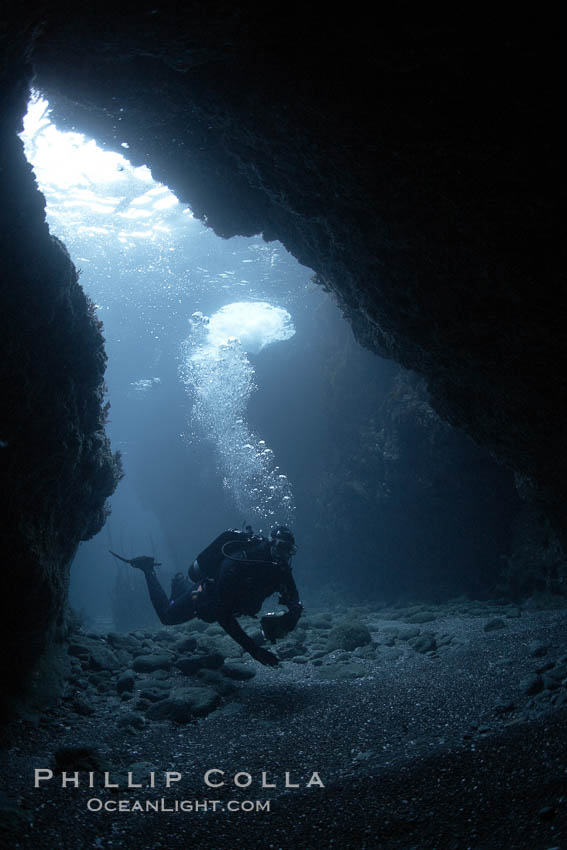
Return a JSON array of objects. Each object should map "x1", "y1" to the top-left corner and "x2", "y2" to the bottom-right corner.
[{"x1": 20, "y1": 5, "x2": 565, "y2": 540}]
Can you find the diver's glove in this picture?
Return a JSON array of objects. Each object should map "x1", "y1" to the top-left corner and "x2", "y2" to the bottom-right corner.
[
  {"x1": 130, "y1": 556, "x2": 158, "y2": 573},
  {"x1": 109, "y1": 551, "x2": 161, "y2": 573}
]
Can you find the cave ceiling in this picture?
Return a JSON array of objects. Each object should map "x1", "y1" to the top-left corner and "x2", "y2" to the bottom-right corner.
[{"x1": 4, "y1": 5, "x2": 566, "y2": 538}]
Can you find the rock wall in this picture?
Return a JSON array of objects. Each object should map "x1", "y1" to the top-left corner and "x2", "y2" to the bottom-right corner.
[
  {"x1": 0, "y1": 53, "x2": 121, "y2": 715},
  {"x1": 308, "y1": 369, "x2": 523, "y2": 601}
]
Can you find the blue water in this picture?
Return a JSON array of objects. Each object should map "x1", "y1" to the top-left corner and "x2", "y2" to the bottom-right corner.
[{"x1": 21, "y1": 93, "x2": 362, "y2": 626}]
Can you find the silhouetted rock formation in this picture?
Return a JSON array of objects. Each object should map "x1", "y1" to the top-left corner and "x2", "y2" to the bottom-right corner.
[{"x1": 0, "y1": 63, "x2": 122, "y2": 714}]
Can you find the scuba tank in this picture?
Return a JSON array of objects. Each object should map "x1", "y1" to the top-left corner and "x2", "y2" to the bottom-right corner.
[{"x1": 188, "y1": 527, "x2": 258, "y2": 583}]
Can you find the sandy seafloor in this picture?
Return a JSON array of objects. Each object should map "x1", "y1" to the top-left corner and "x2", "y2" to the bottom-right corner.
[{"x1": 2, "y1": 599, "x2": 567, "y2": 850}]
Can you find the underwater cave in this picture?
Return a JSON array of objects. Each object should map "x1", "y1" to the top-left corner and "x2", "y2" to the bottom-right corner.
[{"x1": 1, "y1": 6, "x2": 566, "y2": 849}]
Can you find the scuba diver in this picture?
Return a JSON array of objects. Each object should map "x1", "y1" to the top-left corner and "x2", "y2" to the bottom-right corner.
[{"x1": 110, "y1": 526, "x2": 302, "y2": 667}]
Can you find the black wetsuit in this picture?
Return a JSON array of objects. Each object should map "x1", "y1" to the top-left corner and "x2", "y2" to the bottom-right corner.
[{"x1": 143, "y1": 537, "x2": 302, "y2": 658}]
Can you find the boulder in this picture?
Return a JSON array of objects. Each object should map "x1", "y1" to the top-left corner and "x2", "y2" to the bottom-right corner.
[
  {"x1": 409, "y1": 633, "x2": 437, "y2": 654},
  {"x1": 145, "y1": 687, "x2": 221, "y2": 723},
  {"x1": 327, "y1": 620, "x2": 372, "y2": 652},
  {"x1": 221, "y1": 663, "x2": 256, "y2": 680}
]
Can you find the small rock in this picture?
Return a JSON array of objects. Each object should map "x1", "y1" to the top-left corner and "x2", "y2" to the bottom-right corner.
[
  {"x1": 409, "y1": 634, "x2": 437, "y2": 654},
  {"x1": 68, "y1": 641, "x2": 90, "y2": 660},
  {"x1": 136, "y1": 677, "x2": 170, "y2": 691},
  {"x1": 277, "y1": 640, "x2": 307, "y2": 660},
  {"x1": 546, "y1": 663, "x2": 567, "y2": 681},
  {"x1": 538, "y1": 806, "x2": 555, "y2": 820},
  {"x1": 117, "y1": 671, "x2": 136, "y2": 694},
  {"x1": 174, "y1": 636, "x2": 198, "y2": 653},
  {"x1": 114, "y1": 648, "x2": 134, "y2": 666},
  {"x1": 148, "y1": 669, "x2": 170, "y2": 680},
  {"x1": 106, "y1": 632, "x2": 140, "y2": 651},
  {"x1": 528, "y1": 641, "x2": 549, "y2": 658},
  {"x1": 69, "y1": 639, "x2": 120, "y2": 671},
  {"x1": 145, "y1": 686, "x2": 220, "y2": 723},
  {"x1": 117, "y1": 711, "x2": 145, "y2": 730},
  {"x1": 484, "y1": 618, "x2": 506, "y2": 632},
  {"x1": 72, "y1": 698, "x2": 94, "y2": 716},
  {"x1": 405, "y1": 612, "x2": 436, "y2": 624},
  {"x1": 352, "y1": 750, "x2": 375, "y2": 762},
  {"x1": 196, "y1": 669, "x2": 237, "y2": 696},
  {"x1": 326, "y1": 651, "x2": 350, "y2": 662},
  {"x1": 155, "y1": 629, "x2": 178, "y2": 643},
  {"x1": 396, "y1": 628, "x2": 420, "y2": 642},
  {"x1": 316, "y1": 662, "x2": 368, "y2": 680},
  {"x1": 176, "y1": 653, "x2": 224, "y2": 675},
  {"x1": 493, "y1": 699, "x2": 515, "y2": 716},
  {"x1": 132, "y1": 654, "x2": 173, "y2": 673},
  {"x1": 139, "y1": 688, "x2": 169, "y2": 702},
  {"x1": 353, "y1": 644, "x2": 376, "y2": 659},
  {"x1": 520, "y1": 674, "x2": 543, "y2": 696}
]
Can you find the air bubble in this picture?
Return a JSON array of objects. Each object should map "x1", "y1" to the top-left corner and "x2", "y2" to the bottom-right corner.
[{"x1": 180, "y1": 307, "x2": 296, "y2": 524}]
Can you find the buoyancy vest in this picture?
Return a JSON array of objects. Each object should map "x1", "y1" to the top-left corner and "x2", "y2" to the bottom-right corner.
[{"x1": 189, "y1": 528, "x2": 261, "y2": 583}]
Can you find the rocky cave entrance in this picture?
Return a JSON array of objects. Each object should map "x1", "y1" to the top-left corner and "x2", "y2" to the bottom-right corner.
[
  {"x1": 3, "y1": 14, "x2": 567, "y2": 848},
  {"x1": 17, "y1": 87, "x2": 532, "y2": 642},
  {"x1": 20, "y1": 92, "x2": 401, "y2": 632}
]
